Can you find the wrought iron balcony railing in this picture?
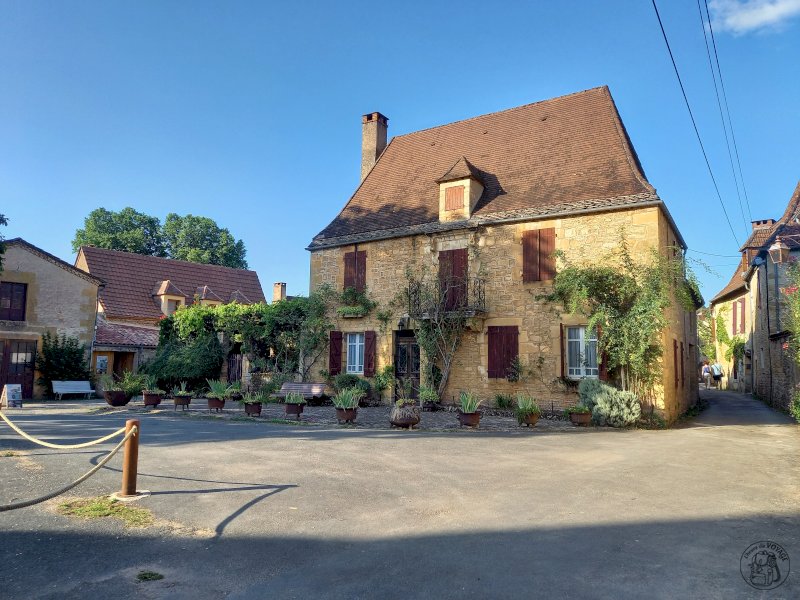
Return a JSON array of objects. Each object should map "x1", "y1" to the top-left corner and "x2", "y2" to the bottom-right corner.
[{"x1": 408, "y1": 276, "x2": 486, "y2": 319}]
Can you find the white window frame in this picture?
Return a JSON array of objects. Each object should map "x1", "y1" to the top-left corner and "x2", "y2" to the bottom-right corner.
[
  {"x1": 346, "y1": 332, "x2": 365, "y2": 374},
  {"x1": 566, "y1": 325, "x2": 599, "y2": 379}
]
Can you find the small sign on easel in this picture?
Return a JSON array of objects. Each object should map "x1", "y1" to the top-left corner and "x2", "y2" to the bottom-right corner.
[{"x1": 0, "y1": 384, "x2": 23, "y2": 409}]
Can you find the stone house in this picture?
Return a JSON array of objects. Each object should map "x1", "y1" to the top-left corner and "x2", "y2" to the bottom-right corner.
[
  {"x1": 74, "y1": 246, "x2": 265, "y2": 382},
  {"x1": 733, "y1": 181, "x2": 800, "y2": 410},
  {"x1": 307, "y1": 86, "x2": 700, "y2": 423},
  {"x1": 0, "y1": 238, "x2": 102, "y2": 398}
]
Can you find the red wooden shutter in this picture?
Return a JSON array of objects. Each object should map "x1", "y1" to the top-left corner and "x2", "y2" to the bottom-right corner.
[
  {"x1": 487, "y1": 326, "x2": 499, "y2": 378},
  {"x1": 363, "y1": 331, "x2": 376, "y2": 377},
  {"x1": 539, "y1": 228, "x2": 556, "y2": 281},
  {"x1": 739, "y1": 298, "x2": 746, "y2": 334},
  {"x1": 560, "y1": 323, "x2": 565, "y2": 378},
  {"x1": 731, "y1": 301, "x2": 737, "y2": 336},
  {"x1": 445, "y1": 185, "x2": 465, "y2": 210},
  {"x1": 355, "y1": 250, "x2": 366, "y2": 292},
  {"x1": 343, "y1": 252, "x2": 356, "y2": 291},
  {"x1": 329, "y1": 331, "x2": 343, "y2": 375},
  {"x1": 680, "y1": 341, "x2": 685, "y2": 388},
  {"x1": 522, "y1": 230, "x2": 540, "y2": 282},
  {"x1": 488, "y1": 326, "x2": 518, "y2": 378},
  {"x1": 673, "y1": 339, "x2": 678, "y2": 388},
  {"x1": 439, "y1": 249, "x2": 467, "y2": 310}
]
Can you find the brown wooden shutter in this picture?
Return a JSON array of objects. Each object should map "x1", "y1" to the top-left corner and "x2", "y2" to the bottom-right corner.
[
  {"x1": 560, "y1": 323, "x2": 565, "y2": 378},
  {"x1": 673, "y1": 339, "x2": 678, "y2": 388},
  {"x1": 439, "y1": 248, "x2": 468, "y2": 310},
  {"x1": 363, "y1": 331, "x2": 376, "y2": 377},
  {"x1": 487, "y1": 326, "x2": 518, "y2": 378},
  {"x1": 329, "y1": 331, "x2": 343, "y2": 375},
  {"x1": 739, "y1": 298, "x2": 746, "y2": 334},
  {"x1": 539, "y1": 228, "x2": 556, "y2": 281},
  {"x1": 522, "y1": 230, "x2": 540, "y2": 282},
  {"x1": 680, "y1": 341, "x2": 685, "y2": 388},
  {"x1": 731, "y1": 301, "x2": 737, "y2": 336},
  {"x1": 445, "y1": 185, "x2": 465, "y2": 210},
  {"x1": 487, "y1": 326, "x2": 501, "y2": 378},
  {"x1": 343, "y1": 252, "x2": 356, "y2": 291},
  {"x1": 355, "y1": 250, "x2": 366, "y2": 292}
]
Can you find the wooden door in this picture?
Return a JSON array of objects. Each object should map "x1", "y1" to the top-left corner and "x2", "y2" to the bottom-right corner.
[
  {"x1": 394, "y1": 331, "x2": 420, "y2": 400},
  {"x1": 0, "y1": 339, "x2": 37, "y2": 398},
  {"x1": 227, "y1": 353, "x2": 243, "y2": 383},
  {"x1": 438, "y1": 248, "x2": 468, "y2": 311}
]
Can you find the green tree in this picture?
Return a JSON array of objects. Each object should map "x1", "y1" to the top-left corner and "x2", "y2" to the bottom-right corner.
[
  {"x1": 36, "y1": 332, "x2": 92, "y2": 396},
  {"x1": 72, "y1": 207, "x2": 165, "y2": 256},
  {"x1": 0, "y1": 213, "x2": 7, "y2": 272},
  {"x1": 162, "y1": 213, "x2": 247, "y2": 269}
]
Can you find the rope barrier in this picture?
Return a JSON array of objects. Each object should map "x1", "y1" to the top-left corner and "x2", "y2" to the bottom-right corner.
[
  {"x1": 0, "y1": 426, "x2": 137, "y2": 512},
  {"x1": 0, "y1": 411, "x2": 126, "y2": 449}
]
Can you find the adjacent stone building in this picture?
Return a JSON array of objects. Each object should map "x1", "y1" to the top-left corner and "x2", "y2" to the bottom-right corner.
[
  {"x1": 308, "y1": 86, "x2": 700, "y2": 423},
  {"x1": 74, "y1": 246, "x2": 265, "y2": 382},
  {"x1": 0, "y1": 238, "x2": 102, "y2": 398}
]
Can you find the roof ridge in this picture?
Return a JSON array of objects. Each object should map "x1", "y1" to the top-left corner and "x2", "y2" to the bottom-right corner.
[
  {"x1": 79, "y1": 245, "x2": 256, "y2": 274},
  {"x1": 391, "y1": 86, "x2": 609, "y2": 140},
  {"x1": 6, "y1": 238, "x2": 104, "y2": 286}
]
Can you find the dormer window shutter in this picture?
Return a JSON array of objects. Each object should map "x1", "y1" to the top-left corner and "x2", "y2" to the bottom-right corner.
[
  {"x1": 445, "y1": 186, "x2": 465, "y2": 211},
  {"x1": 343, "y1": 250, "x2": 366, "y2": 292},
  {"x1": 522, "y1": 228, "x2": 556, "y2": 282}
]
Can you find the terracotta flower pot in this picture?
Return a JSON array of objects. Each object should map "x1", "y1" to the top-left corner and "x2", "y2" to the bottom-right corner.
[
  {"x1": 173, "y1": 395, "x2": 192, "y2": 410},
  {"x1": 143, "y1": 393, "x2": 162, "y2": 407},
  {"x1": 458, "y1": 411, "x2": 481, "y2": 428},
  {"x1": 335, "y1": 407, "x2": 358, "y2": 424},
  {"x1": 207, "y1": 398, "x2": 225, "y2": 413},
  {"x1": 390, "y1": 405, "x2": 420, "y2": 429},
  {"x1": 570, "y1": 412, "x2": 591, "y2": 426},
  {"x1": 104, "y1": 390, "x2": 129, "y2": 407},
  {"x1": 285, "y1": 403, "x2": 305, "y2": 420},
  {"x1": 244, "y1": 403, "x2": 262, "y2": 416},
  {"x1": 521, "y1": 413, "x2": 540, "y2": 427}
]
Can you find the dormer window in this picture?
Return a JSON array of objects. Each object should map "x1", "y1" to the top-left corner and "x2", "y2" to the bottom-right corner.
[
  {"x1": 152, "y1": 279, "x2": 187, "y2": 317},
  {"x1": 166, "y1": 299, "x2": 182, "y2": 315},
  {"x1": 437, "y1": 157, "x2": 484, "y2": 223}
]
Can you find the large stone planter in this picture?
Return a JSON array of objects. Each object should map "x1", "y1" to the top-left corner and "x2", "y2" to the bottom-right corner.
[
  {"x1": 207, "y1": 398, "x2": 225, "y2": 413},
  {"x1": 390, "y1": 405, "x2": 420, "y2": 429},
  {"x1": 143, "y1": 393, "x2": 162, "y2": 408},
  {"x1": 285, "y1": 403, "x2": 305, "y2": 420},
  {"x1": 335, "y1": 407, "x2": 358, "y2": 424},
  {"x1": 520, "y1": 413, "x2": 540, "y2": 428},
  {"x1": 569, "y1": 412, "x2": 591, "y2": 426},
  {"x1": 458, "y1": 411, "x2": 481, "y2": 428},
  {"x1": 104, "y1": 390, "x2": 129, "y2": 407},
  {"x1": 173, "y1": 395, "x2": 192, "y2": 410},
  {"x1": 244, "y1": 403, "x2": 262, "y2": 416}
]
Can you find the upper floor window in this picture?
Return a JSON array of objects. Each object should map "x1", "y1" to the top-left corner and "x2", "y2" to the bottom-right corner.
[
  {"x1": 566, "y1": 325, "x2": 598, "y2": 378},
  {"x1": 0, "y1": 282, "x2": 27, "y2": 321},
  {"x1": 346, "y1": 332, "x2": 365, "y2": 374}
]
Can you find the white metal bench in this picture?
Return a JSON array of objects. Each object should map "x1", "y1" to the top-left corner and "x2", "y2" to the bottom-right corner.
[
  {"x1": 52, "y1": 381, "x2": 95, "y2": 400},
  {"x1": 273, "y1": 382, "x2": 327, "y2": 401}
]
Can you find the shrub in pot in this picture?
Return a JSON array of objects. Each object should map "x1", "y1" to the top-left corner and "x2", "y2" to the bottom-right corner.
[
  {"x1": 457, "y1": 391, "x2": 482, "y2": 427},
  {"x1": 284, "y1": 391, "x2": 307, "y2": 420},
  {"x1": 332, "y1": 387, "x2": 364, "y2": 424},
  {"x1": 100, "y1": 374, "x2": 129, "y2": 407},
  {"x1": 227, "y1": 380, "x2": 243, "y2": 401},
  {"x1": 241, "y1": 391, "x2": 268, "y2": 416},
  {"x1": 565, "y1": 404, "x2": 592, "y2": 426},
  {"x1": 419, "y1": 385, "x2": 440, "y2": 412},
  {"x1": 515, "y1": 393, "x2": 541, "y2": 427},
  {"x1": 141, "y1": 375, "x2": 164, "y2": 407},
  {"x1": 172, "y1": 381, "x2": 192, "y2": 410},
  {"x1": 206, "y1": 379, "x2": 229, "y2": 412},
  {"x1": 119, "y1": 370, "x2": 147, "y2": 402}
]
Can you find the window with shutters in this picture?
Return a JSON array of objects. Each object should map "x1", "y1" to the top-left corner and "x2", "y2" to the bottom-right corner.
[
  {"x1": 346, "y1": 332, "x2": 365, "y2": 374},
  {"x1": 439, "y1": 248, "x2": 468, "y2": 310},
  {"x1": 487, "y1": 326, "x2": 519, "y2": 379},
  {"x1": 343, "y1": 250, "x2": 367, "y2": 292},
  {"x1": 738, "y1": 298, "x2": 746, "y2": 334},
  {"x1": 0, "y1": 282, "x2": 27, "y2": 321},
  {"x1": 444, "y1": 185, "x2": 465, "y2": 211},
  {"x1": 566, "y1": 326, "x2": 598, "y2": 378},
  {"x1": 522, "y1": 228, "x2": 556, "y2": 282}
]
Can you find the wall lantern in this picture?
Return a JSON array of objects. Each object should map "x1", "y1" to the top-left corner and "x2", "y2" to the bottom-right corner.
[{"x1": 768, "y1": 236, "x2": 790, "y2": 264}]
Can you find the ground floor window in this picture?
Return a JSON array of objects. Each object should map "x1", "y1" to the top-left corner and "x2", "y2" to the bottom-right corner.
[
  {"x1": 566, "y1": 326, "x2": 598, "y2": 378},
  {"x1": 346, "y1": 333, "x2": 365, "y2": 374}
]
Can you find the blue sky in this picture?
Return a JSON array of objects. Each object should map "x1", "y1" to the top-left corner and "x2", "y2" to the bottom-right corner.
[{"x1": 1, "y1": 0, "x2": 798, "y2": 302}]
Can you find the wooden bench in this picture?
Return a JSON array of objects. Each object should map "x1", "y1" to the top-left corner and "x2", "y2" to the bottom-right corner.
[
  {"x1": 53, "y1": 381, "x2": 95, "y2": 400},
  {"x1": 272, "y1": 382, "x2": 327, "y2": 402}
]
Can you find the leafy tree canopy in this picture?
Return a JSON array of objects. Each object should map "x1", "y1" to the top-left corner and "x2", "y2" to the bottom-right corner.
[{"x1": 71, "y1": 207, "x2": 248, "y2": 269}]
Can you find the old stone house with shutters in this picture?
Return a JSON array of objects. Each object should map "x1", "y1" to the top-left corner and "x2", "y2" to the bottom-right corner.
[
  {"x1": 0, "y1": 238, "x2": 102, "y2": 398},
  {"x1": 308, "y1": 86, "x2": 699, "y2": 422},
  {"x1": 74, "y1": 246, "x2": 265, "y2": 383}
]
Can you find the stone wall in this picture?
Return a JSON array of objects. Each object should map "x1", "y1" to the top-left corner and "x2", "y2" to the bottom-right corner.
[{"x1": 309, "y1": 205, "x2": 698, "y2": 423}]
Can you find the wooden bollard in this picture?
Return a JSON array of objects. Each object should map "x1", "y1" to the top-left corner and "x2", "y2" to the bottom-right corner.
[{"x1": 120, "y1": 419, "x2": 140, "y2": 497}]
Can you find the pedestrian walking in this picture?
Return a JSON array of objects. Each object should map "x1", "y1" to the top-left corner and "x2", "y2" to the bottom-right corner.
[
  {"x1": 711, "y1": 360, "x2": 724, "y2": 389},
  {"x1": 701, "y1": 361, "x2": 712, "y2": 389}
]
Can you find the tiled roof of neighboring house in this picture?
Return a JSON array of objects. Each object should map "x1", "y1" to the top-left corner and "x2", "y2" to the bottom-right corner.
[
  {"x1": 77, "y1": 246, "x2": 265, "y2": 321},
  {"x1": 4, "y1": 238, "x2": 104, "y2": 286},
  {"x1": 195, "y1": 285, "x2": 223, "y2": 302},
  {"x1": 95, "y1": 317, "x2": 159, "y2": 348},
  {"x1": 309, "y1": 86, "x2": 669, "y2": 249},
  {"x1": 710, "y1": 268, "x2": 747, "y2": 305}
]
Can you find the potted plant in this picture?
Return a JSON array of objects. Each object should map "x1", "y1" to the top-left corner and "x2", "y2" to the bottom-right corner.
[
  {"x1": 457, "y1": 391, "x2": 482, "y2": 427},
  {"x1": 228, "y1": 380, "x2": 243, "y2": 401},
  {"x1": 141, "y1": 375, "x2": 165, "y2": 408},
  {"x1": 119, "y1": 371, "x2": 147, "y2": 402},
  {"x1": 284, "y1": 391, "x2": 307, "y2": 420},
  {"x1": 172, "y1": 381, "x2": 192, "y2": 410},
  {"x1": 332, "y1": 387, "x2": 364, "y2": 424},
  {"x1": 100, "y1": 374, "x2": 129, "y2": 407},
  {"x1": 206, "y1": 379, "x2": 228, "y2": 412},
  {"x1": 419, "y1": 386, "x2": 440, "y2": 412},
  {"x1": 241, "y1": 391, "x2": 267, "y2": 416},
  {"x1": 390, "y1": 399, "x2": 420, "y2": 429},
  {"x1": 515, "y1": 393, "x2": 541, "y2": 427},
  {"x1": 566, "y1": 404, "x2": 592, "y2": 426}
]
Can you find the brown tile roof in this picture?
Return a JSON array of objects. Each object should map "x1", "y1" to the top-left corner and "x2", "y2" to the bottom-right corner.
[
  {"x1": 437, "y1": 156, "x2": 483, "y2": 184},
  {"x1": 95, "y1": 318, "x2": 159, "y2": 348},
  {"x1": 77, "y1": 247, "x2": 265, "y2": 321},
  {"x1": 310, "y1": 86, "x2": 658, "y2": 249},
  {"x1": 710, "y1": 268, "x2": 747, "y2": 305},
  {"x1": 195, "y1": 285, "x2": 222, "y2": 302}
]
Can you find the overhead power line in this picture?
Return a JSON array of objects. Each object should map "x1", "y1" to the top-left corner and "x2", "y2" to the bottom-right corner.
[
  {"x1": 696, "y1": 0, "x2": 749, "y2": 238},
  {"x1": 650, "y1": 0, "x2": 740, "y2": 248},
  {"x1": 687, "y1": 248, "x2": 741, "y2": 258},
  {"x1": 703, "y1": 0, "x2": 754, "y2": 223}
]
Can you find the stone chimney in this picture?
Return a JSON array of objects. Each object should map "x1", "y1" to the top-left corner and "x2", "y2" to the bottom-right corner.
[
  {"x1": 272, "y1": 282, "x2": 287, "y2": 303},
  {"x1": 752, "y1": 219, "x2": 776, "y2": 230},
  {"x1": 361, "y1": 112, "x2": 388, "y2": 181}
]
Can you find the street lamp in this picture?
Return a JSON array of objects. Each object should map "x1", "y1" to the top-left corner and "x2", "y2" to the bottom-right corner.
[{"x1": 768, "y1": 236, "x2": 790, "y2": 264}]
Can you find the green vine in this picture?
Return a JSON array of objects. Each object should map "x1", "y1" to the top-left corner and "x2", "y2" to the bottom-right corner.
[{"x1": 336, "y1": 287, "x2": 378, "y2": 318}]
